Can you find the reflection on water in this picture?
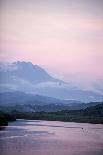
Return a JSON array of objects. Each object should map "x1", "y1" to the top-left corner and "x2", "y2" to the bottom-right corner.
[{"x1": 0, "y1": 119, "x2": 103, "y2": 155}]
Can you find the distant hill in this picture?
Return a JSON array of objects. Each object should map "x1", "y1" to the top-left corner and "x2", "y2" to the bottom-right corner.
[
  {"x1": 0, "y1": 61, "x2": 103, "y2": 102},
  {"x1": 0, "y1": 91, "x2": 103, "y2": 112},
  {"x1": 83, "y1": 103, "x2": 103, "y2": 117},
  {"x1": 0, "y1": 91, "x2": 82, "y2": 106}
]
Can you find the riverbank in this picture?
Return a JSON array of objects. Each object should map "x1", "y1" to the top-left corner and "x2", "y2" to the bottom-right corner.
[
  {"x1": 15, "y1": 111, "x2": 103, "y2": 124},
  {"x1": 15, "y1": 103, "x2": 103, "y2": 124},
  {"x1": 0, "y1": 103, "x2": 103, "y2": 127},
  {"x1": 0, "y1": 112, "x2": 16, "y2": 129}
]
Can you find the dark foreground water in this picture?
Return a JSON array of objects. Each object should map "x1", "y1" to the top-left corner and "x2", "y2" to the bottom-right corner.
[{"x1": 0, "y1": 120, "x2": 103, "y2": 155}]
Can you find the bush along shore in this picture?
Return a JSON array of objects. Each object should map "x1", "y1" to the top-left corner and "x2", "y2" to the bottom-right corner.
[
  {"x1": 0, "y1": 112, "x2": 16, "y2": 129},
  {"x1": 15, "y1": 104, "x2": 103, "y2": 124}
]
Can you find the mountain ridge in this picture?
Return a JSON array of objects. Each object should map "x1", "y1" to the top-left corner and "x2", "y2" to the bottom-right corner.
[
  {"x1": 0, "y1": 91, "x2": 82, "y2": 106},
  {"x1": 0, "y1": 61, "x2": 103, "y2": 102}
]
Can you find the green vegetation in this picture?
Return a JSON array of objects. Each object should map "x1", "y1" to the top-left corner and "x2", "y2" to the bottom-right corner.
[
  {"x1": 0, "y1": 113, "x2": 8, "y2": 128},
  {"x1": 15, "y1": 103, "x2": 103, "y2": 124},
  {"x1": 0, "y1": 112, "x2": 16, "y2": 129},
  {"x1": 0, "y1": 103, "x2": 103, "y2": 128}
]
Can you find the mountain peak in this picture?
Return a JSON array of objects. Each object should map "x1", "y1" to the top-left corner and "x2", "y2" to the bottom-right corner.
[
  {"x1": 0, "y1": 61, "x2": 103, "y2": 102},
  {"x1": 13, "y1": 61, "x2": 35, "y2": 67},
  {"x1": 0, "y1": 61, "x2": 54, "y2": 84},
  {"x1": 13, "y1": 61, "x2": 44, "y2": 70}
]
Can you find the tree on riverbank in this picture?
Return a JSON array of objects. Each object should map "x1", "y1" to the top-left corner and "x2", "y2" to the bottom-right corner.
[{"x1": 0, "y1": 112, "x2": 16, "y2": 128}]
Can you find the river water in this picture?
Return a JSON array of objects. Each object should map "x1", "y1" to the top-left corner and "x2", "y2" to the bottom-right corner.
[{"x1": 0, "y1": 119, "x2": 103, "y2": 155}]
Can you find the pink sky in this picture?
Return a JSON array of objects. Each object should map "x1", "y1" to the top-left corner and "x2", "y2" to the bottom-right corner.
[{"x1": 0, "y1": 0, "x2": 103, "y2": 84}]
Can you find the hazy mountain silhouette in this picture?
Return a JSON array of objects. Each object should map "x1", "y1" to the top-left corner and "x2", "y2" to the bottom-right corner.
[
  {"x1": 0, "y1": 91, "x2": 82, "y2": 106},
  {"x1": 0, "y1": 61, "x2": 103, "y2": 102}
]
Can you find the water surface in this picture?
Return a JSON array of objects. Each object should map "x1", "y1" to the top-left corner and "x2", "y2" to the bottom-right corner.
[{"x1": 0, "y1": 119, "x2": 103, "y2": 155}]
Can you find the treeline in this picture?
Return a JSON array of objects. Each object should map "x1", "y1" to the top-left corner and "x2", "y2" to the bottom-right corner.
[
  {"x1": 0, "y1": 112, "x2": 16, "y2": 129},
  {"x1": 0, "y1": 103, "x2": 103, "y2": 128},
  {"x1": 15, "y1": 103, "x2": 103, "y2": 124}
]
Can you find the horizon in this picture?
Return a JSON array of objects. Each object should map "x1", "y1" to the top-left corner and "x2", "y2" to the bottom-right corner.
[{"x1": 0, "y1": 0, "x2": 103, "y2": 89}]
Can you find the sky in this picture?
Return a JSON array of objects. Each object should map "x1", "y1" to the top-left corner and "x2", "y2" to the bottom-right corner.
[{"x1": 0, "y1": 0, "x2": 103, "y2": 87}]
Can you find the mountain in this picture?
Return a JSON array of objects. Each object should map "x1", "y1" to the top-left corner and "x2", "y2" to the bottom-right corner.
[
  {"x1": 0, "y1": 91, "x2": 82, "y2": 106},
  {"x1": 0, "y1": 61, "x2": 103, "y2": 102},
  {"x1": 0, "y1": 61, "x2": 60, "y2": 84},
  {"x1": 0, "y1": 61, "x2": 67, "y2": 84},
  {"x1": 0, "y1": 91, "x2": 82, "y2": 112},
  {"x1": 0, "y1": 91, "x2": 102, "y2": 112}
]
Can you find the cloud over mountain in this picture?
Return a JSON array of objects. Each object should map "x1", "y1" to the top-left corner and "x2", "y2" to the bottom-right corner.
[{"x1": 0, "y1": 61, "x2": 103, "y2": 102}]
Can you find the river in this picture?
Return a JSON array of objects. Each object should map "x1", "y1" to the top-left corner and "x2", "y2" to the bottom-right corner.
[{"x1": 0, "y1": 119, "x2": 103, "y2": 155}]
